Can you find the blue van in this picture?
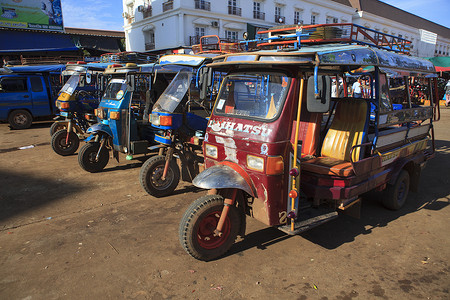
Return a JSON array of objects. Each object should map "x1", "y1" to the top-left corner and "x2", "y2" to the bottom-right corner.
[{"x1": 0, "y1": 64, "x2": 65, "y2": 129}]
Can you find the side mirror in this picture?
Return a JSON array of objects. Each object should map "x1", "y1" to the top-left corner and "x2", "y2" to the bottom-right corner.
[
  {"x1": 86, "y1": 72, "x2": 92, "y2": 84},
  {"x1": 199, "y1": 68, "x2": 213, "y2": 100},
  {"x1": 307, "y1": 75, "x2": 331, "y2": 113},
  {"x1": 127, "y1": 74, "x2": 135, "y2": 92}
]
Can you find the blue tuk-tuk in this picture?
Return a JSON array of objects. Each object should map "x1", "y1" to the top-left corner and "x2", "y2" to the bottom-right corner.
[
  {"x1": 77, "y1": 63, "x2": 182, "y2": 172},
  {"x1": 51, "y1": 62, "x2": 111, "y2": 156},
  {"x1": 139, "y1": 54, "x2": 216, "y2": 197}
]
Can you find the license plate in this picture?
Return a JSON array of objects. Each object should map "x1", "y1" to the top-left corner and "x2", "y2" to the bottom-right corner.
[{"x1": 60, "y1": 112, "x2": 68, "y2": 117}]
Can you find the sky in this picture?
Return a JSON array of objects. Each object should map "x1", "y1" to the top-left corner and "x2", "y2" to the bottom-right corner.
[{"x1": 60, "y1": 0, "x2": 450, "y2": 31}]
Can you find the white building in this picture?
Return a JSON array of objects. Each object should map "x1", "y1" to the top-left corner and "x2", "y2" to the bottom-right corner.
[{"x1": 122, "y1": 0, "x2": 450, "y2": 57}]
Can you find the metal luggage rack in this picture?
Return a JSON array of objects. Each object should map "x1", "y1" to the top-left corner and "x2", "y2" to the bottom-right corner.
[
  {"x1": 100, "y1": 51, "x2": 157, "y2": 64},
  {"x1": 191, "y1": 35, "x2": 246, "y2": 54},
  {"x1": 243, "y1": 23, "x2": 411, "y2": 55}
]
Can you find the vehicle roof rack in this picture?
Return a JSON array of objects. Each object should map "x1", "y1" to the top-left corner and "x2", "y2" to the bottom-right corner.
[
  {"x1": 192, "y1": 35, "x2": 245, "y2": 54},
  {"x1": 251, "y1": 23, "x2": 411, "y2": 55},
  {"x1": 100, "y1": 51, "x2": 157, "y2": 64}
]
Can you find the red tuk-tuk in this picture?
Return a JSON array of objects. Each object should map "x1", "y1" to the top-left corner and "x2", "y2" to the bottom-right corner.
[{"x1": 178, "y1": 23, "x2": 439, "y2": 261}]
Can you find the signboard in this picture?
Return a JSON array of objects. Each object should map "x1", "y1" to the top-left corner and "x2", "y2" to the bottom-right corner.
[{"x1": 0, "y1": 0, "x2": 64, "y2": 31}]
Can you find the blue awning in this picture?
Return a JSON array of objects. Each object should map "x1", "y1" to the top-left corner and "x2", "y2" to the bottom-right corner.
[{"x1": 0, "y1": 30, "x2": 78, "y2": 53}]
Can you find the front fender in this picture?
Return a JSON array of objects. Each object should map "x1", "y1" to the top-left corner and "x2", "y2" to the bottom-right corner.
[
  {"x1": 86, "y1": 123, "x2": 113, "y2": 137},
  {"x1": 193, "y1": 163, "x2": 257, "y2": 197}
]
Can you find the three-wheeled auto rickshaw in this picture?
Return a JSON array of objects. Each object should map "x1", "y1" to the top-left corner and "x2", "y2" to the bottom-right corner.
[
  {"x1": 77, "y1": 63, "x2": 181, "y2": 172},
  {"x1": 139, "y1": 54, "x2": 217, "y2": 197},
  {"x1": 51, "y1": 62, "x2": 110, "y2": 156},
  {"x1": 178, "y1": 23, "x2": 439, "y2": 261}
]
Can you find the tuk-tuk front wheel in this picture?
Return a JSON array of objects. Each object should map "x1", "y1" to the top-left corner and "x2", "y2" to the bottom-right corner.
[
  {"x1": 50, "y1": 122, "x2": 67, "y2": 136},
  {"x1": 179, "y1": 194, "x2": 241, "y2": 261},
  {"x1": 140, "y1": 155, "x2": 180, "y2": 198},
  {"x1": 78, "y1": 142, "x2": 109, "y2": 173},
  {"x1": 382, "y1": 170, "x2": 410, "y2": 210},
  {"x1": 51, "y1": 130, "x2": 79, "y2": 156},
  {"x1": 8, "y1": 110, "x2": 32, "y2": 130}
]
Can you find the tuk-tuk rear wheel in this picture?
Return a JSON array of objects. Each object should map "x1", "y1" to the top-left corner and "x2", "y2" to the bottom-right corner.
[
  {"x1": 139, "y1": 155, "x2": 180, "y2": 198},
  {"x1": 78, "y1": 142, "x2": 109, "y2": 173},
  {"x1": 51, "y1": 129, "x2": 80, "y2": 156},
  {"x1": 382, "y1": 170, "x2": 410, "y2": 210},
  {"x1": 179, "y1": 194, "x2": 240, "y2": 261}
]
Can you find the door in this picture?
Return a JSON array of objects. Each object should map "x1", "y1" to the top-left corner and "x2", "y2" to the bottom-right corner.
[
  {"x1": 0, "y1": 76, "x2": 31, "y2": 120},
  {"x1": 29, "y1": 76, "x2": 52, "y2": 116}
]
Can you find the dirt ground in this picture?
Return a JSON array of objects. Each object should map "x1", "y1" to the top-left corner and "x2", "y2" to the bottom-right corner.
[{"x1": 0, "y1": 109, "x2": 449, "y2": 300}]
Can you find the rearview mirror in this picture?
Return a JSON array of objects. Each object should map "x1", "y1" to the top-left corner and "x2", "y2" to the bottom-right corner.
[
  {"x1": 127, "y1": 74, "x2": 135, "y2": 92},
  {"x1": 307, "y1": 75, "x2": 331, "y2": 113},
  {"x1": 199, "y1": 67, "x2": 213, "y2": 100}
]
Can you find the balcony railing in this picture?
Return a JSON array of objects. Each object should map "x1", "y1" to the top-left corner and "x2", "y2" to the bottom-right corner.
[
  {"x1": 143, "y1": 6, "x2": 152, "y2": 18},
  {"x1": 294, "y1": 18, "x2": 302, "y2": 25},
  {"x1": 275, "y1": 15, "x2": 285, "y2": 23},
  {"x1": 163, "y1": 0, "x2": 173, "y2": 12},
  {"x1": 145, "y1": 42, "x2": 155, "y2": 51},
  {"x1": 195, "y1": 0, "x2": 211, "y2": 11},
  {"x1": 253, "y1": 11, "x2": 265, "y2": 20},
  {"x1": 228, "y1": 5, "x2": 241, "y2": 16}
]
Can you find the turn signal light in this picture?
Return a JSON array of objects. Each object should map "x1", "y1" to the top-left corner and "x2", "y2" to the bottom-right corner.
[
  {"x1": 60, "y1": 102, "x2": 70, "y2": 109},
  {"x1": 266, "y1": 156, "x2": 284, "y2": 175},
  {"x1": 109, "y1": 111, "x2": 120, "y2": 120},
  {"x1": 160, "y1": 115, "x2": 172, "y2": 126},
  {"x1": 289, "y1": 167, "x2": 299, "y2": 177}
]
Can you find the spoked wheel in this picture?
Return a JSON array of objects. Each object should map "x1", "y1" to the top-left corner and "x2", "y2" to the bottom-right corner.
[
  {"x1": 51, "y1": 129, "x2": 80, "y2": 156},
  {"x1": 382, "y1": 170, "x2": 410, "y2": 210},
  {"x1": 78, "y1": 142, "x2": 109, "y2": 172},
  {"x1": 8, "y1": 110, "x2": 32, "y2": 129},
  {"x1": 140, "y1": 155, "x2": 180, "y2": 197},
  {"x1": 50, "y1": 122, "x2": 67, "y2": 136},
  {"x1": 179, "y1": 194, "x2": 241, "y2": 261}
]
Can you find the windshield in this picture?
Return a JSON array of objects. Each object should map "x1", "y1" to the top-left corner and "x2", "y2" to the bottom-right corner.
[
  {"x1": 152, "y1": 68, "x2": 193, "y2": 113},
  {"x1": 60, "y1": 74, "x2": 80, "y2": 95},
  {"x1": 214, "y1": 72, "x2": 290, "y2": 120},
  {"x1": 104, "y1": 79, "x2": 127, "y2": 100}
]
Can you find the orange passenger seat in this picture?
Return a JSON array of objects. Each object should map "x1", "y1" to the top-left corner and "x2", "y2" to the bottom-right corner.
[{"x1": 302, "y1": 98, "x2": 370, "y2": 177}]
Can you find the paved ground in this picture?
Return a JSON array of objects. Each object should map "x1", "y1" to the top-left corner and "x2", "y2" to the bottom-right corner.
[{"x1": 0, "y1": 108, "x2": 449, "y2": 300}]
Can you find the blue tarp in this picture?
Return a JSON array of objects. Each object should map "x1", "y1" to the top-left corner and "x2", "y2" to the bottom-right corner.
[
  {"x1": 0, "y1": 30, "x2": 78, "y2": 53},
  {"x1": 0, "y1": 64, "x2": 66, "y2": 73}
]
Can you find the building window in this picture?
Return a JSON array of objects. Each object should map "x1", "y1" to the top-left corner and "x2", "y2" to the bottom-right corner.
[
  {"x1": 294, "y1": 10, "x2": 303, "y2": 24},
  {"x1": 163, "y1": 0, "x2": 173, "y2": 12},
  {"x1": 195, "y1": 27, "x2": 206, "y2": 37},
  {"x1": 228, "y1": 0, "x2": 241, "y2": 16},
  {"x1": 311, "y1": 14, "x2": 317, "y2": 25},
  {"x1": 195, "y1": 0, "x2": 211, "y2": 11},
  {"x1": 275, "y1": 6, "x2": 284, "y2": 23},
  {"x1": 225, "y1": 30, "x2": 238, "y2": 42},
  {"x1": 326, "y1": 16, "x2": 338, "y2": 24},
  {"x1": 253, "y1": 2, "x2": 264, "y2": 20},
  {"x1": 144, "y1": 30, "x2": 155, "y2": 50}
]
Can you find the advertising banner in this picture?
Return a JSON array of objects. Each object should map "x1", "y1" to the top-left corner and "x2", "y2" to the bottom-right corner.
[{"x1": 0, "y1": 0, "x2": 63, "y2": 31}]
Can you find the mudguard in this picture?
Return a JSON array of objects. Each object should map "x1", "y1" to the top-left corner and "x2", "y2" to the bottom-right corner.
[
  {"x1": 192, "y1": 163, "x2": 257, "y2": 197},
  {"x1": 52, "y1": 120, "x2": 83, "y2": 134},
  {"x1": 85, "y1": 123, "x2": 113, "y2": 142}
]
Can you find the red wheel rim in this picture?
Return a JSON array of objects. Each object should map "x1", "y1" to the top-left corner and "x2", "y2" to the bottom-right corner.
[{"x1": 196, "y1": 210, "x2": 231, "y2": 250}]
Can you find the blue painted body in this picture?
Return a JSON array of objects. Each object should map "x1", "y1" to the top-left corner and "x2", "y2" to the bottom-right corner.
[{"x1": 0, "y1": 73, "x2": 61, "y2": 121}]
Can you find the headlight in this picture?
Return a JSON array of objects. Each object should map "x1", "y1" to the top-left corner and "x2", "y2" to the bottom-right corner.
[
  {"x1": 151, "y1": 113, "x2": 160, "y2": 126},
  {"x1": 205, "y1": 144, "x2": 218, "y2": 159},
  {"x1": 247, "y1": 155, "x2": 264, "y2": 172}
]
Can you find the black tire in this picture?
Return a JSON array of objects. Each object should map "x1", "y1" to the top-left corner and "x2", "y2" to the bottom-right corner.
[
  {"x1": 382, "y1": 170, "x2": 410, "y2": 210},
  {"x1": 51, "y1": 129, "x2": 80, "y2": 156},
  {"x1": 78, "y1": 142, "x2": 109, "y2": 173},
  {"x1": 140, "y1": 155, "x2": 180, "y2": 197},
  {"x1": 179, "y1": 194, "x2": 241, "y2": 261},
  {"x1": 50, "y1": 122, "x2": 67, "y2": 136},
  {"x1": 8, "y1": 110, "x2": 32, "y2": 129}
]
